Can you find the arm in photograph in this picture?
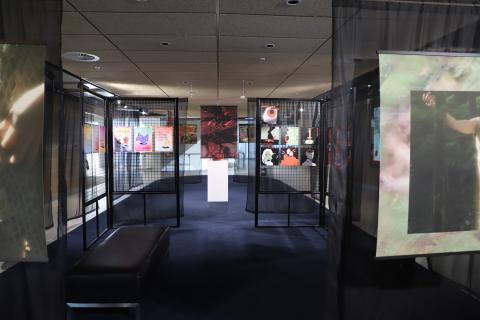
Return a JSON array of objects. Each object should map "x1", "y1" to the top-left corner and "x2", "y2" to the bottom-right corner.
[{"x1": 445, "y1": 113, "x2": 480, "y2": 135}]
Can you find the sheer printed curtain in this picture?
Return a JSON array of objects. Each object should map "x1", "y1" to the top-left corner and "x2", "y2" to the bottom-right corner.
[
  {"x1": 0, "y1": 0, "x2": 68, "y2": 320},
  {"x1": 327, "y1": 1, "x2": 480, "y2": 319}
]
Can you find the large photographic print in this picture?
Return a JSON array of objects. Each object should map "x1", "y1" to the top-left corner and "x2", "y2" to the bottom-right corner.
[
  {"x1": 0, "y1": 44, "x2": 47, "y2": 262},
  {"x1": 377, "y1": 52, "x2": 480, "y2": 258},
  {"x1": 201, "y1": 106, "x2": 237, "y2": 159}
]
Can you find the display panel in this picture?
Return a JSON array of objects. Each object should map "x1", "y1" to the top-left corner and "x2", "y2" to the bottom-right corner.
[
  {"x1": 377, "y1": 52, "x2": 480, "y2": 258},
  {"x1": 201, "y1": 106, "x2": 237, "y2": 159},
  {"x1": 180, "y1": 124, "x2": 197, "y2": 144},
  {"x1": 154, "y1": 126, "x2": 173, "y2": 152},
  {"x1": 134, "y1": 126, "x2": 153, "y2": 152},
  {"x1": 113, "y1": 126, "x2": 133, "y2": 152},
  {"x1": 0, "y1": 44, "x2": 47, "y2": 262}
]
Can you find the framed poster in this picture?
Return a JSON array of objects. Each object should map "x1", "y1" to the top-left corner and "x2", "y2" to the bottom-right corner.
[
  {"x1": 280, "y1": 126, "x2": 299, "y2": 145},
  {"x1": 134, "y1": 127, "x2": 153, "y2": 152},
  {"x1": 239, "y1": 124, "x2": 249, "y2": 143},
  {"x1": 0, "y1": 44, "x2": 48, "y2": 262},
  {"x1": 260, "y1": 147, "x2": 279, "y2": 166},
  {"x1": 154, "y1": 126, "x2": 173, "y2": 152},
  {"x1": 201, "y1": 106, "x2": 237, "y2": 159},
  {"x1": 113, "y1": 127, "x2": 133, "y2": 152},
  {"x1": 301, "y1": 127, "x2": 319, "y2": 145},
  {"x1": 92, "y1": 125, "x2": 99, "y2": 153},
  {"x1": 301, "y1": 148, "x2": 317, "y2": 167},
  {"x1": 279, "y1": 147, "x2": 299, "y2": 166},
  {"x1": 261, "y1": 105, "x2": 278, "y2": 124},
  {"x1": 260, "y1": 125, "x2": 280, "y2": 144},
  {"x1": 180, "y1": 124, "x2": 197, "y2": 144},
  {"x1": 377, "y1": 51, "x2": 480, "y2": 258},
  {"x1": 99, "y1": 126, "x2": 106, "y2": 153},
  {"x1": 84, "y1": 124, "x2": 93, "y2": 154}
]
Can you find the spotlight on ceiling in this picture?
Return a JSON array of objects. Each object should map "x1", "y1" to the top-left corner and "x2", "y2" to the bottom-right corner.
[
  {"x1": 265, "y1": 43, "x2": 276, "y2": 49},
  {"x1": 117, "y1": 100, "x2": 122, "y2": 105},
  {"x1": 94, "y1": 65, "x2": 101, "y2": 70},
  {"x1": 240, "y1": 95, "x2": 246, "y2": 100},
  {"x1": 161, "y1": 41, "x2": 171, "y2": 46},
  {"x1": 141, "y1": 110, "x2": 148, "y2": 115},
  {"x1": 286, "y1": 0, "x2": 302, "y2": 5},
  {"x1": 259, "y1": 57, "x2": 267, "y2": 61},
  {"x1": 62, "y1": 51, "x2": 100, "y2": 62}
]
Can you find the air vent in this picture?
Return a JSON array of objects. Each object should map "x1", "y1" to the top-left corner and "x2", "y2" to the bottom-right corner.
[{"x1": 62, "y1": 51, "x2": 100, "y2": 62}]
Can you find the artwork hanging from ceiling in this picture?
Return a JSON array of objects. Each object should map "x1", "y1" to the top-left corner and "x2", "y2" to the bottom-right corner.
[
  {"x1": 0, "y1": 44, "x2": 48, "y2": 262},
  {"x1": 201, "y1": 106, "x2": 237, "y2": 159}
]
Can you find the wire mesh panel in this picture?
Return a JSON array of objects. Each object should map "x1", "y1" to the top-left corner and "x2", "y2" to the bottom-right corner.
[
  {"x1": 249, "y1": 98, "x2": 326, "y2": 227},
  {"x1": 108, "y1": 98, "x2": 182, "y2": 226}
]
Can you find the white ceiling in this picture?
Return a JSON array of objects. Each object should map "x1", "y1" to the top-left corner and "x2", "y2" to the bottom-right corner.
[{"x1": 62, "y1": 0, "x2": 332, "y2": 115}]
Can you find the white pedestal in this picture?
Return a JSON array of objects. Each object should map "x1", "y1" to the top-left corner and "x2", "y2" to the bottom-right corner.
[{"x1": 207, "y1": 160, "x2": 228, "y2": 202}]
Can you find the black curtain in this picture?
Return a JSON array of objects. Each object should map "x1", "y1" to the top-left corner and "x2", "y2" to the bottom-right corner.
[
  {"x1": 0, "y1": 1, "x2": 67, "y2": 320},
  {"x1": 327, "y1": 1, "x2": 480, "y2": 319}
]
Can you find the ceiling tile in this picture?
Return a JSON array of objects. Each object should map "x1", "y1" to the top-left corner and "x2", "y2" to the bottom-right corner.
[
  {"x1": 110, "y1": 35, "x2": 216, "y2": 51},
  {"x1": 62, "y1": 34, "x2": 116, "y2": 51},
  {"x1": 126, "y1": 51, "x2": 216, "y2": 63},
  {"x1": 67, "y1": 0, "x2": 217, "y2": 13},
  {"x1": 147, "y1": 71, "x2": 217, "y2": 82},
  {"x1": 62, "y1": 12, "x2": 99, "y2": 34},
  {"x1": 220, "y1": 0, "x2": 331, "y2": 17},
  {"x1": 136, "y1": 62, "x2": 216, "y2": 73},
  {"x1": 220, "y1": 14, "x2": 331, "y2": 39},
  {"x1": 220, "y1": 36, "x2": 323, "y2": 53},
  {"x1": 84, "y1": 13, "x2": 217, "y2": 36},
  {"x1": 220, "y1": 52, "x2": 310, "y2": 64}
]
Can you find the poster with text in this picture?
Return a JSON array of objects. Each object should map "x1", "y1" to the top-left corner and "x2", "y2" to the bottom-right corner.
[
  {"x1": 201, "y1": 106, "x2": 237, "y2": 159},
  {"x1": 134, "y1": 127, "x2": 153, "y2": 152},
  {"x1": 0, "y1": 44, "x2": 48, "y2": 262},
  {"x1": 99, "y1": 126, "x2": 106, "y2": 153},
  {"x1": 84, "y1": 124, "x2": 93, "y2": 154},
  {"x1": 155, "y1": 126, "x2": 173, "y2": 152},
  {"x1": 92, "y1": 125, "x2": 99, "y2": 153},
  {"x1": 180, "y1": 124, "x2": 197, "y2": 144},
  {"x1": 377, "y1": 52, "x2": 480, "y2": 258},
  {"x1": 113, "y1": 127, "x2": 133, "y2": 152}
]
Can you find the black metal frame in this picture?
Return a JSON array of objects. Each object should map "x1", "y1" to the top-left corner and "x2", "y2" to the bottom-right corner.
[
  {"x1": 253, "y1": 98, "x2": 327, "y2": 228},
  {"x1": 106, "y1": 97, "x2": 182, "y2": 228},
  {"x1": 80, "y1": 85, "x2": 113, "y2": 250}
]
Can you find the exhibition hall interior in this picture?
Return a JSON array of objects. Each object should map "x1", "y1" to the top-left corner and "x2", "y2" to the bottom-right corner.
[{"x1": 4, "y1": 0, "x2": 480, "y2": 319}]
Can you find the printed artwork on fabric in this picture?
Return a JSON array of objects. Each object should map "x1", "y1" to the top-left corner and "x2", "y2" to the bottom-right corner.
[
  {"x1": 134, "y1": 127, "x2": 153, "y2": 152},
  {"x1": 280, "y1": 126, "x2": 299, "y2": 145},
  {"x1": 154, "y1": 126, "x2": 173, "y2": 152},
  {"x1": 113, "y1": 127, "x2": 133, "y2": 152},
  {"x1": 260, "y1": 125, "x2": 280, "y2": 144},
  {"x1": 201, "y1": 106, "x2": 237, "y2": 159},
  {"x1": 260, "y1": 147, "x2": 279, "y2": 166},
  {"x1": 280, "y1": 147, "x2": 300, "y2": 166}
]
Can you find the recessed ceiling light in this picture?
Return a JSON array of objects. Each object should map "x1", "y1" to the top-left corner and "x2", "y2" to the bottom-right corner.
[
  {"x1": 259, "y1": 57, "x2": 267, "y2": 61},
  {"x1": 94, "y1": 65, "x2": 101, "y2": 70},
  {"x1": 117, "y1": 100, "x2": 122, "y2": 105},
  {"x1": 286, "y1": 0, "x2": 302, "y2": 5},
  {"x1": 182, "y1": 80, "x2": 191, "y2": 85},
  {"x1": 240, "y1": 95, "x2": 246, "y2": 100},
  {"x1": 62, "y1": 51, "x2": 100, "y2": 62},
  {"x1": 265, "y1": 43, "x2": 275, "y2": 49},
  {"x1": 161, "y1": 41, "x2": 171, "y2": 46},
  {"x1": 135, "y1": 0, "x2": 149, "y2": 2}
]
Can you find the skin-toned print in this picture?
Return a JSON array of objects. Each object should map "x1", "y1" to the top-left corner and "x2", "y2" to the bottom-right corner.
[{"x1": 377, "y1": 52, "x2": 480, "y2": 258}]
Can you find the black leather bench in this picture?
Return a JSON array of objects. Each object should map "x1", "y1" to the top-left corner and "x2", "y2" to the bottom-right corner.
[{"x1": 67, "y1": 225, "x2": 170, "y2": 320}]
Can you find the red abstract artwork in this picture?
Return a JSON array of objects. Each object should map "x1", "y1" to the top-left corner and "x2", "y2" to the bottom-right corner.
[{"x1": 201, "y1": 106, "x2": 237, "y2": 159}]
